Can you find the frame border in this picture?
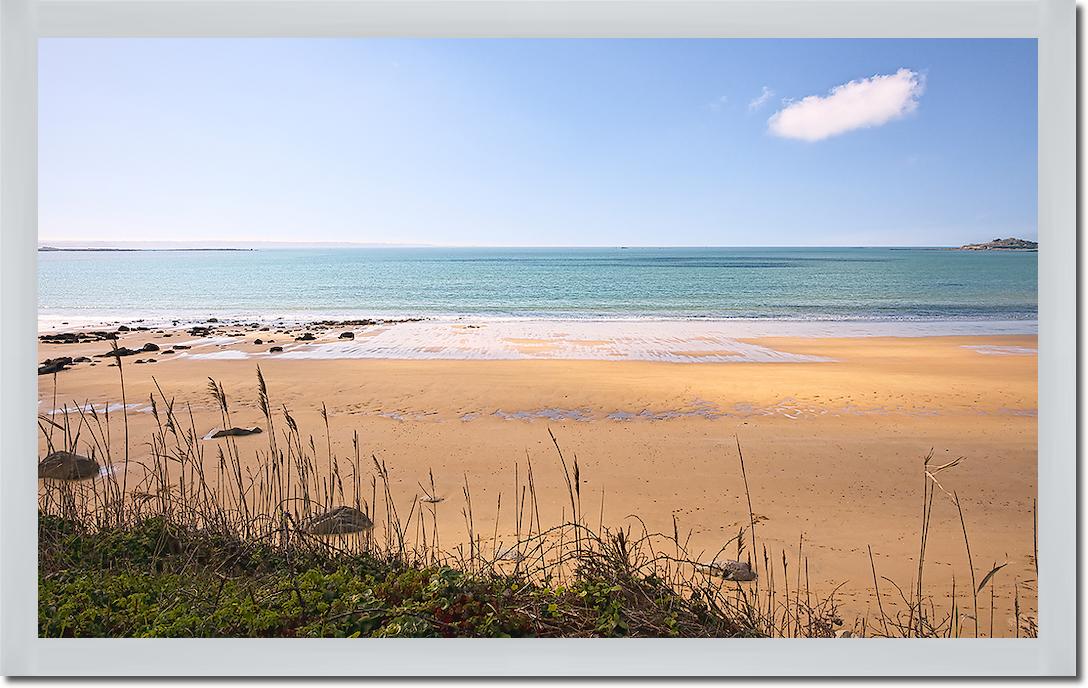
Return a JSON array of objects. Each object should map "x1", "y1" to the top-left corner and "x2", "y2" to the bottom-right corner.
[{"x1": 2, "y1": 0, "x2": 1075, "y2": 676}]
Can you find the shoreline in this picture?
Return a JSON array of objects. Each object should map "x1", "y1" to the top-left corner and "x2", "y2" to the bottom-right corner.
[{"x1": 37, "y1": 315, "x2": 1039, "y2": 363}]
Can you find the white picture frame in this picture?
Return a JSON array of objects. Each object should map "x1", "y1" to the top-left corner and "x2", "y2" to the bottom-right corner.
[{"x1": 0, "y1": 0, "x2": 1075, "y2": 676}]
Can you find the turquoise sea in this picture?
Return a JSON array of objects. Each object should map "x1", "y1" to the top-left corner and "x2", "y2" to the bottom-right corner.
[{"x1": 38, "y1": 247, "x2": 1037, "y2": 328}]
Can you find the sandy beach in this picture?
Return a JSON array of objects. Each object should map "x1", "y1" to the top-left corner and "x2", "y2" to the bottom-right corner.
[{"x1": 37, "y1": 320, "x2": 1038, "y2": 635}]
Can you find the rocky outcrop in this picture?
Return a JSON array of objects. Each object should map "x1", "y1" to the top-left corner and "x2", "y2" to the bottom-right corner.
[
  {"x1": 39, "y1": 331, "x2": 118, "y2": 344},
  {"x1": 959, "y1": 237, "x2": 1037, "y2": 251}
]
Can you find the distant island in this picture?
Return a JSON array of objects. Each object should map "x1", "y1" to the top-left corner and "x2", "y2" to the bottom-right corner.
[{"x1": 958, "y1": 237, "x2": 1038, "y2": 251}]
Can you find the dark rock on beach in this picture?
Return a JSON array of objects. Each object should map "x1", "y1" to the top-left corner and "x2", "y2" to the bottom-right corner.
[
  {"x1": 38, "y1": 357, "x2": 73, "y2": 375},
  {"x1": 706, "y1": 560, "x2": 757, "y2": 582},
  {"x1": 339, "y1": 331, "x2": 355, "y2": 340},
  {"x1": 296, "y1": 332, "x2": 316, "y2": 341},
  {"x1": 207, "y1": 426, "x2": 263, "y2": 439},
  {"x1": 269, "y1": 346, "x2": 283, "y2": 353},
  {"x1": 141, "y1": 342, "x2": 160, "y2": 352},
  {"x1": 254, "y1": 338, "x2": 263, "y2": 345},
  {"x1": 39, "y1": 330, "x2": 117, "y2": 345},
  {"x1": 310, "y1": 318, "x2": 423, "y2": 328},
  {"x1": 96, "y1": 347, "x2": 140, "y2": 358},
  {"x1": 38, "y1": 451, "x2": 101, "y2": 480},
  {"x1": 304, "y1": 506, "x2": 374, "y2": 535}
]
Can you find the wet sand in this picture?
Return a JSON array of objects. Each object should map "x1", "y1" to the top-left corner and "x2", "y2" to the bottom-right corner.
[{"x1": 37, "y1": 324, "x2": 1038, "y2": 635}]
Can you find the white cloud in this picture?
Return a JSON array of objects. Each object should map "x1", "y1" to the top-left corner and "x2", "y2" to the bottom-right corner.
[
  {"x1": 747, "y1": 86, "x2": 775, "y2": 111},
  {"x1": 768, "y1": 68, "x2": 924, "y2": 142}
]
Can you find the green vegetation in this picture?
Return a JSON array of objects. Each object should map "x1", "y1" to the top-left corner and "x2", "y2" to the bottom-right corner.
[{"x1": 39, "y1": 514, "x2": 754, "y2": 638}]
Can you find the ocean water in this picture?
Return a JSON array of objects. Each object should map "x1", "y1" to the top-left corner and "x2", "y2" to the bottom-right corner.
[{"x1": 38, "y1": 247, "x2": 1037, "y2": 329}]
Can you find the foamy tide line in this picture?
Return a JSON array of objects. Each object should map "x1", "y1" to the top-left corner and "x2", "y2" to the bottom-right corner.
[
  {"x1": 41, "y1": 314, "x2": 1039, "y2": 363},
  {"x1": 170, "y1": 318, "x2": 1035, "y2": 364},
  {"x1": 257, "y1": 320, "x2": 828, "y2": 363}
]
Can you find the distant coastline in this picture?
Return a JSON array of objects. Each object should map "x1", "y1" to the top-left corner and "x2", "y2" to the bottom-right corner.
[{"x1": 39, "y1": 246, "x2": 255, "y2": 253}]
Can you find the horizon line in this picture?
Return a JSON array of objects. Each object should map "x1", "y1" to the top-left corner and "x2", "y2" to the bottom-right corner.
[{"x1": 38, "y1": 239, "x2": 1035, "y2": 250}]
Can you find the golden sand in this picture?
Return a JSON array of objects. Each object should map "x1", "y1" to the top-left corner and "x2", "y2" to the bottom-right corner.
[{"x1": 37, "y1": 331, "x2": 1037, "y2": 634}]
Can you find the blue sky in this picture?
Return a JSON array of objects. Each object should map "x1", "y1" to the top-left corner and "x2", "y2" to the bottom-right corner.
[{"x1": 39, "y1": 39, "x2": 1037, "y2": 247}]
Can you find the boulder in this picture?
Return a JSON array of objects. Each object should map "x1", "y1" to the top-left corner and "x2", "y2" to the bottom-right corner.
[
  {"x1": 207, "y1": 426, "x2": 263, "y2": 439},
  {"x1": 38, "y1": 357, "x2": 73, "y2": 375},
  {"x1": 38, "y1": 451, "x2": 100, "y2": 480},
  {"x1": 706, "y1": 560, "x2": 757, "y2": 582},
  {"x1": 254, "y1": 338, "x2": 263, "y2": 345},
  {"x1": 141, "y1": 342, "x2": 160, "y2": 352},
  {"x1": 339, "y1": 331, "x2": 355, "y2": 340},
  {"x1": 96, "y1": 347, "x2": 140, "y2": 358},
  {"x1": 304, "y1": 506, "x2": 374, "y2": 535},
  {"x1": 269, "y1": 346, "x2": 283, "y2": 353},
  {"x1": 296, "y1": 332, "x2": 316, "y2": 342}
]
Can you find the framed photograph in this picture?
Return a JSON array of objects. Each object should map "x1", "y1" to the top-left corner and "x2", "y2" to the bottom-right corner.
[{"x1": 1, "y1": 0, "x2": 1075, "y2": 677}]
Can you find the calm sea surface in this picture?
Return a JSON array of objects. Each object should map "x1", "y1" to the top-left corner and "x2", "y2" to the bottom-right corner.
[{"x1": 38, "y1": 247, "x2": 1037, "y2": 327}]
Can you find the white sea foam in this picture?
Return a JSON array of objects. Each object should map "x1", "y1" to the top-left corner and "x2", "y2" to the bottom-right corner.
[
  {"x1": 961, "y1": 345, "x2": 1038, "y2": 356},
  {"x1": 48, "y1": 402, "x2": 151, "y2": 416},
  {"x1": 96, "y1": 318, "x2": 1041, "y2": 364},
  {"x1": 256, "y1": 320, "x2": 835, "y2": 363},
  {"x1": 188, "y1": 349, "x2": 251, "y2": 360},
  {"x1": 36, "y1": 310, "x2": 1039, "y2": 364}
]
